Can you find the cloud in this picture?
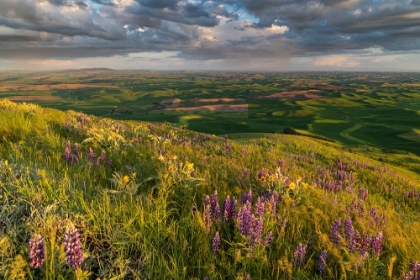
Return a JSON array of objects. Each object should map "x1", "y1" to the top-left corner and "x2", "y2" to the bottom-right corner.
[{"x1": 0, "y1": 0, "x2": 420, "y2": 70}]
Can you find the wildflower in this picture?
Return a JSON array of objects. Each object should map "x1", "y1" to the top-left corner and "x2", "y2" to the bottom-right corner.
[
  {"x1": 344, "y1": 217, "x2": 357, "y2": 252},
  {"x1": 252, "y1": 217, "x2": 264, "y2": 244},
  {"x1": 293, "y1": 243, "x2": 307, "y2": 267},
  {"x1": 262, "y1": 231, "x2": 273, "y2": 247},
  {"x1": 63, "y1": 222, "x2": 84, "y2": 269},
  {"x1": 107, "y1": 159, "x2": 112, "y2": 167},
  {"x1": 254, "y1": 197, "x2": 265, "y2": 218},
  {"x1": 330, "y1": 218, "x2": 342, "y2": 246},
  {"x1": 237, "y1": 201, "x2": 253, "y2": 237},
  {"x1": 98, "y1": 150, "x2": 106, "y2": 165},
  {"x1": 243, "y1": 169, "x2": 248, "y2": 177},
  {"x1": 241, "y1": 190, "x2": 252, "y2": 205},
  {"x1": 204, "y1": 202, "x2": 212, "y2": 231},
  {"x1": 123, "y1": 175, "x2": 130, "y2": 184},
  {"x1": 222, "y1": 195, "x2": 232, "y2": 221},
  {"x1": 28, "y1": 234, "x2": 45, "y2": 269},
  {"x1": 212, "y1": 232, "x2": 221, "y2": 251},
  {"x1": 371, "y1": 231, "x2": 383, "y2": 256},
  {"x1": 288, "y1": 182, "x2": 296, "y2": 191},
  {"x1": 73, "y1": 143, "x2": 79, "y2": 158},
  {"x1": 210, "y1": 191, "x2": 219, "y2": 214},
  {"x1": 317, "y1": 250, "x2": 328, "y2": 274},
  {"x1": 88, "y1": 148, "x2": 95, "y2": 163},
  {"x1": 358, "y1": 232, "x2": 372, "y2": 253}
]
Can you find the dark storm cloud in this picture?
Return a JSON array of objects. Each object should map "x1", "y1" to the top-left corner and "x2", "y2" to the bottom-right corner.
[
  {"x1": 1, "y1": 0, "x2": 420, "y2": 63},
  {"x1": 125, "y1": 2, "x2": 219, "y2": 27},
  {"x1": 137, "y1": 0, "x2": 179, "y2": 10}
]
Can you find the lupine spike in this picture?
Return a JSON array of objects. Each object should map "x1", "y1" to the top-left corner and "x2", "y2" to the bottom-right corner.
[
  {"x1": 64, "y1": 222, "x2": 84, "y2": 269},
  {"x1": 28, "y1": 234, "x2": 45, "y2": 269},
  {"x1": 371, "y1": 231, "x2": 384, "y2": 256},
  {"x1": 293, "y1": 243, "x2": 307, "y2": 267},
  {"x1": 262, "y1": 231, "x2": 273, "y2": 247},
  {"x1": 344, "y1": 217, "x2": 357, "y2": 252},
  {"x1": 212, "y1": 231, "x2": 221, "y2": 252},
  {"x1": 317, "y1": 250, "x2": 328, "y2": 274},
  {"x1": 330, "y1": 218, "x2": 342, "y2": 246}
]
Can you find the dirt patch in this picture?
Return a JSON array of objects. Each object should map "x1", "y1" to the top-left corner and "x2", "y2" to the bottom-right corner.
[
  {"x1": 398, "y1": 131, "x2": 420, "y2": 142},
  {"x1": 190, "y1": 98, "x2": 246, "y2": 103},
  {"x1": 249, "y1": 91, "x2": 323, "y2": 100},
  {"x1": 166, "y1": 104, "x2": 248, "y2": 112},
  {"x1": 0, "y1": 84, "x2": 117, "y2": 92},
  {"x1": 160, "y1": 98, "x2": 182, "y2": 108},
  {"x1": 5, "y1": 96, "x2": 62, "y2": 101}
]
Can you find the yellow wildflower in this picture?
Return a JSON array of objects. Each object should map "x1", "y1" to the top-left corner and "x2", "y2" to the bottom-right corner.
[
  {"x1": 185, "y1": 161, "x2": 194, "y2": 172},
  {"x1": 289, "y1": 182, "x2": 296, "y2": 190},
  {"x1": 123, "y1": 175, "x2": 130, "y2": 184}
]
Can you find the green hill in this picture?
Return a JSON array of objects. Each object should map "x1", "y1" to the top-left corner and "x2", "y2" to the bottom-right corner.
[{"x1": 0, "y1": 99, "x2": 419, "y2": 279}]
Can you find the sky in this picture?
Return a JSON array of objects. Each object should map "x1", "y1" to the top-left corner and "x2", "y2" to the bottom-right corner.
[{"x1": 1, "y1": 0, "x2": 420, "y2": 71}]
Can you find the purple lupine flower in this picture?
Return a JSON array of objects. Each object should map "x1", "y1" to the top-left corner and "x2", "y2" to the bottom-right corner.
[
  {"x1": 203, "y1": 277, "x2": 209, "y2": 280},
  {"x1": 98, "y1": 150, "x2": 106, "y2": 165},
  {"x1": 66, "y1": 140, "x2": 71, "y2": 150},
  {"x1": 280, "y1": 220, "x2": 287, "y2": 232},
  {"x1": 371, "y1": 231, "x2": 383, "y2": 256},
  {"x1": 72, "y1": 143, "x2": 79, "y2": 158},
  {"x1": 293, "y1": 243, "x2": 307, "y2": 267},
  {"x1": 204, "y1": 195, "x2": 211, "y2": 208},
  {"x1": 358, "y1": 188, "x2": 368, "y2": 201},
  {"x1": 252, "y1": 217, "x2": 264, "y2": 244},
  {"x1": 243, "y1": 169, "x2": 249, "y2": 177},
  {"x1": 317, "y1": 250, "x2": 328, "y2": 274},
  {"x1": 63, "y1": 222, "x2": 84, "y2": 269},
  {"x1": 244, "y1": 274, "x2": 251, "y2": 280},
  {"x1": 237, "y1": 201, "x2": 253, "y2": 237},
  {"x1": 222, "y1": 195, "x2": 232, "y2": 221},
  {"x1": 254, "y1": 197, "x2": 265, "y2": 218},
  {"x1": 267, "y1": 190, "x2": 279, "y2": 218},
  {"x1": 204, "y1": 204, "x2": 212, "y2": 231},
  {"x1": 230, "y1": 197, "x2": 237, "y2": 220},
  {"x1": 330, "y1": 218, "x2": 342, "y2": 246},
  {"x1": 214, "y1": 204, "x2": 221, "y2": 223},
  {"x1": 344, "y1": 217, "x2": 357, "y2": 252},
  {"x1": 358, "y1": 232, "x2": 372, "y2": 253},
  {"x1": 241, "y1": 190, "x2": 252, "y2": 205},
  {"x1": 88, "y1": 148, "x2": 95, "y2": 163},
  {"x1": 28, "y1": 234, "x2": 45, "y2": 269},
  {"x1": 307, "y1": 236, "x2": 315, "y2": 255},
  {"x1": 211, "y1": 191, "x2": 220, "y2": 218},
  {"x1": 262, "y1": 231, "x2": 273, "y2": 247},
  {"x1": 107, "y1": 159, "x2": 112, "y2": 168},
  {"x1": 410, "y1": 261, "x2": 420, "y2": 276},
  {"x1": 63, "y1": 147, "x2": 71, "y2": 161},
  {"x1": 212, "y1": 232, "x2": 221, "y2": 252}
]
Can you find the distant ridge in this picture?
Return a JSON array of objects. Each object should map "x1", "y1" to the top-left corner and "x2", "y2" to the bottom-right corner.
[{"x1": 62, "y1": 68, "x2": 115, "y2": 72}]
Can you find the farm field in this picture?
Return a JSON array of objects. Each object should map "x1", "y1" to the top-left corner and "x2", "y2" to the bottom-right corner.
[{"x1": 1, "y1": 70, "x2": 419, "y2": 156}]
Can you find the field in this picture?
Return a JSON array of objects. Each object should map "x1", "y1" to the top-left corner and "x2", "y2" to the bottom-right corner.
[
  {"x1": 1, "y1": 70, "x2": 419, "y2": 158},
  {"x1": 0, "y1": 99, "x2": 420, "y2": 279}
]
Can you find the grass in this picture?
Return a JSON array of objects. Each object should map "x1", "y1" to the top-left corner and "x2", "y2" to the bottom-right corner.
[{"x1": 0, "y1": 99, "x2": 419, "y2": 279}]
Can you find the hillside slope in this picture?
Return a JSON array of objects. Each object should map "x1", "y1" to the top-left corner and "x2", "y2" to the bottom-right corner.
[{"x1": 0, "y1": 99, "x2": 419, "y2": 279}]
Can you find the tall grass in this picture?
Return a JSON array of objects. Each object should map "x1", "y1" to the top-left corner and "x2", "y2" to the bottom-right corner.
[{"x1": 0, "y1": 99, "x2": 419, "y2": 279}]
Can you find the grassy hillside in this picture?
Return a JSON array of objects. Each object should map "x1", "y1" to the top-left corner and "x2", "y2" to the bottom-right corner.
[{"x1": 0, "y1": 99, "x2": 420, "y2": 279}]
